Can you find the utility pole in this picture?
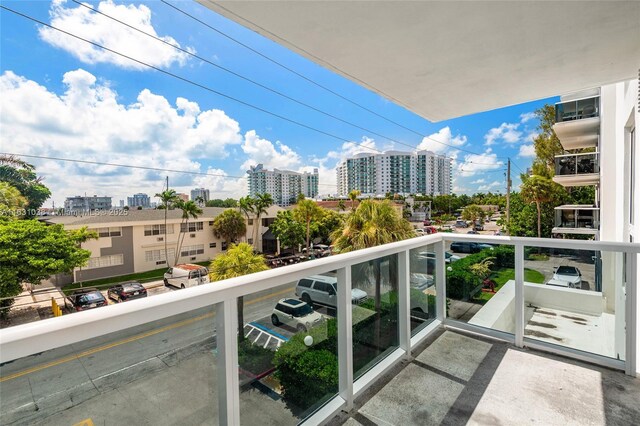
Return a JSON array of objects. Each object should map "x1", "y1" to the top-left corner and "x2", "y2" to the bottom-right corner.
[
  {"x1": 506, "y1": 159, "x2": 511, "y2": 236},
  {"x1": 166, "y1": 175, "x2": 169, "y2": 191}
]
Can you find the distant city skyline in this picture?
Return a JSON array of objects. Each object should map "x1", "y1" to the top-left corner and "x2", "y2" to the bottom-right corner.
[{"x1": 2, "y1": 1, "x2": 549, "y2": 208}]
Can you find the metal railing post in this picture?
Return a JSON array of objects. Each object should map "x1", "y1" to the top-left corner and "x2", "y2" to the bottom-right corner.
[
  {"x1": 398, "y1": 250, "x2": 411, "y2": 359},
  {"x1": 625, "y1": 252, "x2": 638, "y2": 376},
  {"x1": 515, "y1": 244, "x2": 525, "y2": 348},
  {"x1": 216, "y1": 299, "x2": 240, "y2": 425},
  {"x1": 435, "y1": 240, "x2": 446, "y2": 322},
  {"x1": 337, "y1": 266, "x2": 354, "y2": 410}
]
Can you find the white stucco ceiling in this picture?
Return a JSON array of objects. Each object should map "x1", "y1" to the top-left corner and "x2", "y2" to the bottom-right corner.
[{"x1": 199, "y1": 1, "x2": 640, "y2": 122}]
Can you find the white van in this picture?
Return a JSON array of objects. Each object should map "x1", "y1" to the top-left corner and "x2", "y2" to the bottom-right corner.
[{"x1": 164, "y1": 264, "x2": 209, "y2": 289}]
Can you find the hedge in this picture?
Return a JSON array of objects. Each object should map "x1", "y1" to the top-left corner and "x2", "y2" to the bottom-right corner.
[{"x1": 446, "y1": 246, "x2": 515, "y2": 299}]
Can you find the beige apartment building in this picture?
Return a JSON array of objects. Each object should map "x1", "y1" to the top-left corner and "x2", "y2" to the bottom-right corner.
[{"x1": 43, "y1": 206, "x2": 283, "y2": 282}]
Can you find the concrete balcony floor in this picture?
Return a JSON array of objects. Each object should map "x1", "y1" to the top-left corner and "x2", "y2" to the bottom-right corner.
[{"x1": 329, "y1": 330, "x2": 640, "y2": 426}]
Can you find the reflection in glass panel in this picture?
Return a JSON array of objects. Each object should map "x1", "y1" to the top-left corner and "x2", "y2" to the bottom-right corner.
[
  {"x1": 522, "y1": 248, "x2": 625, "y2": 360},
  {"x1": 409, "y1": 244, "x2": 438, "y2": 335},
  {"x1": 445, "y1": 243, "x2": 517, "y2": 335},
  {"x1": 239, "y1": 277, "x2": 338, "y2": 424},
  {"x1": 351, "y1": 254, "x2": 399, "y2": 379},
  {"x1": 0, "y1": 307, "x2": 219, "y2": 425}
]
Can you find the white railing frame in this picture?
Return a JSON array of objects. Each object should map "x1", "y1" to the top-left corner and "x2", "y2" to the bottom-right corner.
[{"x1": 1, "y1": 233, "x2": 638, "y2": 426}]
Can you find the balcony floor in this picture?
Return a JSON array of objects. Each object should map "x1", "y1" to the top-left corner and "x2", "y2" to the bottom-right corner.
[{"x1": 329, "y1": 330, "x2": 639, "y2": 426}]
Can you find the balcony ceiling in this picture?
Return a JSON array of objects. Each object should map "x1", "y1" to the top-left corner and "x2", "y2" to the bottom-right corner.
[{"x1": 200, "y1": 1, "x2": 640, "y2": 121}]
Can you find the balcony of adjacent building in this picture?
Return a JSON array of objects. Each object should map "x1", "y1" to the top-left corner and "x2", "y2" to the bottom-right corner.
[
  {"x1": 552, "y1": 205, "x2": 600, "y2": 235},
  {"x1": 552, "y1": 96, "x2": 600, "y2": 150},
  {"x1": 552, "y1": 152, "x2": 600, "y2": 187},
  {"x1": 1, "y1": 234, "x2": 637, "y2": 425}
]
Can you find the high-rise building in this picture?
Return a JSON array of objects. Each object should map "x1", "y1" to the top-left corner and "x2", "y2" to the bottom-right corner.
[
  {"x1": 175, "y1": 193, "x2": 189, "y2": 202},
  {"x1": 336, "y1": 150, "x2": 452, "y2": 197},
  {"x1": 64, "y1": 195, "x2": 112, "y2": 212},
  {"x1": 247, "y1": 164, "x2": 319, "y2": 206},
  {"x1": 127, "y1": 193, "x2": 150, "y2": 208},
  {"x1": 190, "y1": 188, "x2": 210, "y2": 204}
]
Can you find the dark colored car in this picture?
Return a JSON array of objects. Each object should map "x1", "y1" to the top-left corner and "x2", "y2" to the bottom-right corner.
[
  {"x1": 107, "y1": 281, "x2": 147, "y2": 302},
  {"x1": 449, "y1": 242, "x2": 494, "y2": 254},
  {"x1": 69, "y1": 288, "x2": 108, "y2": 311}
]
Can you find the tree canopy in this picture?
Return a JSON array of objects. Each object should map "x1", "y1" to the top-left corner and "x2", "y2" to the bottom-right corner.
[
  {"x1": 0, "y1": 220, "x2": 96, "y2": 313},
  {"x1": 212, "y1": 209, "x2": 246, "y2": 245},
  {"x1": 270, "y1": 210, "x2": 305, "y2": 250},
  {"x1": 0, "y1": 155, "x2": 51, "y2": 216}
]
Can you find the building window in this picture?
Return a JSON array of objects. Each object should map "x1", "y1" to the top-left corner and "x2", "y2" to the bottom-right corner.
[
  {"x1": 144, "y1": 249, "x2": 175, "y2": 262},
  {"x1": 180, "y1": 244, "x2": 204, "y2": 257},
  {"x1": 86, "y1": 254, "x2": 124, "y2": 269},
  {"x1": 222, "y1": 241, "x2": 228, "y2": 251},
  {"x1": 248, "y1": 219, "x2": 254, "y2": 225},
  {"x1": 97, "y1": 227, "x2": 122, "y2": 237},
  {"x1": 144, "y1": 224, "x2": 173, "y2": 236},
  {"x1": 180, "y1": 222, "x2": 204, "y2": 233},
  {"x1": 209, "y1": 242, "x2": 217, "y2": 248},
  {"x1": 248, "y1": 238, "x2": 253, "y2": 245}
]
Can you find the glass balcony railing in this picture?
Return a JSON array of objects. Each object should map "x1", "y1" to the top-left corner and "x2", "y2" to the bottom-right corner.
[
  {"x1": 555, "y1": 96, "x2": 600, "y2": 123},
  {"x1": 554, "y1": 206, "x2": 599, "y2": 230},
  {"x1": 0, "y1": 234, "x2": 636, "y2": 425},
  {"x1": 554, "y1": 152, "x2": 599, "y2": 176}
]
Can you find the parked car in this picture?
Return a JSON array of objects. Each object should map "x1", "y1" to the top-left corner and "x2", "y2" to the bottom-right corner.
[
  {"x1": 551, "y1": 266, "x2": 582, "y2": 288},
  {"x1": 410, "y1": 272, "x2": 434, "y2": 291},
  {"x1": 69, "y1": 288, "x2": 108, "y2": 312},
  {"x1": 424, "y1": 226, "x2": 438, "y2": 234},
  {"x1": 295, "y1": 275, "x2": 368, "y2": 307},
  {"x1": 164, "y1": 264, "x2": 209, "y2": 289},
  {"x1": 467, "y1": 230, "x2": 479, "y2": 234},
  {"x1": 271, "y1": 298, "x2": 324, "y2": 332},
  {"x1": 415, "y1": 228, "x2": 425, "y2": 236},
  {"x1": 417, "y1": 251, "x2": 461, "y2": 264},
  {"x1": 455, "y1": 220, "x2": 469, "y2": 228},
  {"x1": 107, "y1": 281, "x2": 147, "y2": 302},
  {"x1": 449, "y1": 242, "x2": 494, "y2": 253}
]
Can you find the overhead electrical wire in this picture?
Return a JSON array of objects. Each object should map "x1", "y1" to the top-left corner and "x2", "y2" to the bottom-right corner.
[{"x1": 1, "y1": 4, "x2": 507, "y2": 174}]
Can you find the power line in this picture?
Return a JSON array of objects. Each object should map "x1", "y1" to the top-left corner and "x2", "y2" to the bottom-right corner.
[
  {"x1": 160, "y1": 0, "x2": 508, "y2": 161},
  {"x1": 0, "y1": 152, "x2": 339, "y2": 188},
  {"x1": 68, "y1": 0, "x2": 422, "y2": 155},
  {"x1": 1, "y1": 4, "x2": 505, "y2": 167},
  {"x1": 0, "y1": 5, "x2": 382, "y2": 157}
]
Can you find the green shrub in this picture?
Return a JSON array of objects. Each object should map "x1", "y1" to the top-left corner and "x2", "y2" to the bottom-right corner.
[
  {"x1": 238, "y1": 338, "x2": 274, "y2": 377},
  {"x1": 492, "y1": 245, "x2": 515, "y2": 268}
]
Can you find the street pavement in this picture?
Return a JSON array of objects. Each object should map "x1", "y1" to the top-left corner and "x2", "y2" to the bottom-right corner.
[{"x1": 0, "y1": 282, "x2": 304, "y2": 425}]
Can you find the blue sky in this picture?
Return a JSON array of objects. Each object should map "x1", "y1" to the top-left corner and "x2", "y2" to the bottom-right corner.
[{"x1": 0, "y1": 0, "x2": 556, "y2": 206}]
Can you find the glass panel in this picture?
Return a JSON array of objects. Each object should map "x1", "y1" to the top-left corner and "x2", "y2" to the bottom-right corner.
[
  {"x1": 0, "y1": 307, "x2": 219, "y2": 425},
  {"x1": 555, "y1": 97, "x2": 599, "y2": 122},
  {"x1": 239, "y1": 274, "x2": 338, "y2": 424},
  {"x1": 445, "y1": 243, "x2": 517, "y2": 335},
  {"x1": 351, "y1": 254, "x2": 399, "y2": 379},
  {"x1": 522, "y1": 247, "x2": 625, "y2": 360},
  {"x1": 409, "y1": 244, "x2": 438, "y2": 335}
]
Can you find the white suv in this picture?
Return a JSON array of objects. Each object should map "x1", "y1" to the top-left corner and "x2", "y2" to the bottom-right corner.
[
  {"x1": 295, "y1": 275, "x2": 368, "y2": 307},
  {"x1": 271, "y1": 298, "x2": 324, "y2": 332}
]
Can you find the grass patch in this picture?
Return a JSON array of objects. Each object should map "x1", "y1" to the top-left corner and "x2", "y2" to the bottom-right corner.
[
  {"x1": 62, "y1": 261, "x2": 211, "y2": 294},
  {"x1": 528, "y1": 253, "x2": 549, "y2": 261},
  {"x1": 473, "y1": 267, "x2": 545, "y2": 303}
]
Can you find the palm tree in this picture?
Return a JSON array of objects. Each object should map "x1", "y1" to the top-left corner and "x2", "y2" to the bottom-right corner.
[
  {"x1": 209, "y1": 243, "x2": 269, "y2": 341},
  {"x1": 252, "y1": 193, "x2": 273, "y2": 252},
  {"x1": 155, "y1": 189, "x2": 178, "y2": 267},
  {"x1": 238, "y1": 196, "x2": 255, "y2": 243},
  {"x1": 212, "y1": 209, "x2": 246, "y2": 246},
  {"x1": 195, "y1": 195, "x2": 205, "y2": 207},
  {"x1": 520, "y1": 175, "x2": 558, "y2": 238},
  {"x1": 174, "y1": 199, "x2": 203, "y2": 265},
  {"x1": 348, "y1": 189, "x2": 361, "y2": 211},
  {"x1": 293, "y1": 199, "x2": 322, "y2": 255},
  {"x1": 331, "y1": 200, "x2": 414, "y2": 354},
  {"x1": 337, "y1": 199, "x2": 346, "y2": 212}
]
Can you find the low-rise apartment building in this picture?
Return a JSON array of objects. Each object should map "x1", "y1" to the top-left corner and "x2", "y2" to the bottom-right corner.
[
  {"x1": 63, "y1": 195, "x2": 112, "y2": 212},
  {"x1": 43, "y1": 206, "x2": 283, "y2": 282}
]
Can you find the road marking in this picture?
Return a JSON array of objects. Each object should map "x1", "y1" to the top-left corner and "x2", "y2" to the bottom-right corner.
[
  {"x1": 73, "y1": 419, "x2": 95, "y2": 426},
  {"x1": 0, "y1": 286, "x2": 294, "y2": 382}
]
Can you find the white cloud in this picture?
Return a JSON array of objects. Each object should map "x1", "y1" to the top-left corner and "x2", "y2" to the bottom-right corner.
[
  {"x1": 519, "y1": 112, "x2": 537, "y2": 123},
  {"x1": 326, "y1": 136, "x2": 378, "y2": 161},
  {"x1": 471, "y1": 178, "x2": 486, "y2": 184},
  {"x1": 417, "y1": 127, "x2": 467, "y2": 154},
  {"x1": 457, "y1": 149, "x2": 504, "y2": 177},
  {"x1": 240, "y1": 130, "x2": 302, "y2": 171},
  {"x1": 0, "y1": 69, "x2": 244, "y2": 205},
  {"x1": 518, "y1": 144, "x2": 536, "y2": 158},
  {"x1": 484, "y1": 122, "x2": 522, "y2": 146},
  {"x1": 39, "y1": 0, "x2": 193, "y2": 70},
  {"x1": 478, "y1": 181, "x2": 503, "y2": 191}
]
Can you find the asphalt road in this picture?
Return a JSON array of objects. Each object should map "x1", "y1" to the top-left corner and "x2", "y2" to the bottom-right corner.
[{"x1": 0, "y1": 281, "x2": 303, "y2": 425}]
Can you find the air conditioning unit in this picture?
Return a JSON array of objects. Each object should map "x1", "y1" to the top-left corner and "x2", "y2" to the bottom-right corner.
[
  {"x1": 157, "y1": 237, "x2": 164, "y2": 242},
  {"x1": 190, "y1": 256, "x2": 196, "y2": 261},
  {"x1": 156, "y1": 260, "x2": 166, "y2": 265},
  {"x1": 190, "y1": 233, "x2": 196, "y2": 238}
]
